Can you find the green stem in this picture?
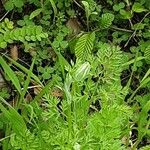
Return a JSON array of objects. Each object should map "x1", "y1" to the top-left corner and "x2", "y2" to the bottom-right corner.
[
  {"x1": 67, "y1": 102, "x2": 72, "y2": 143},
  {"x1": 2, "y1": 125, "x2": 11, "y2": 150}
]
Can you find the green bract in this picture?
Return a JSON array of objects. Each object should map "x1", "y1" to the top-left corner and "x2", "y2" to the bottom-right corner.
[{"x1": 74, "y1": 62, "x2": 91, "y2": 81}]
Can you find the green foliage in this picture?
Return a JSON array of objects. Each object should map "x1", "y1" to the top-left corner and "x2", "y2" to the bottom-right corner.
[
  {"x1": 140, "y1": 145, "x2": 150, "y2": 150},
  {"x1": 0, "y1": 56, "x2": 21, "y2": 94},
  {"x1": 82, "y1": 1, "x2": 98, "y2": 29},
  {"x1": 0, "y1": 88, "x2": 10, "y2": 99},
  {"x1": 96, "y1": 43, "x2": 127, "y2": 104},
  {"x1": 75, "y1": 32, "x2": 95, "y2": 60},
  {"x1": 4, "y1": 0, "x2": 25, "y2": 11},
  {"x1": 119, "y1": 9, "x2": 133, "y2": 19},
  {"x1": 0, "y1": 19, "x2": 48, "y2": 48},
  {"x1": 17, "y1": 15, "x2": 35, "y2": 26},
  {"x1": 86, "y1": 104, "x2": 131, "y2": 150},
  {"x1": 100, "y1": 13, "x2": 115, "y2": 29},
  {"x1": 0, "y1": 97, "x2": 27, "y2": 136},
  {"x1": 74, "y1": 62, "x2": 91, "y2": 81},
  {"x1": 29, "y1": 8, "x2": 43, "y2": 20},
  {"x1": 132, "y1": 2, "x2": 147, "y2": 13},
  {"x1": 0, "y1": 0, "x2": 150, "y2": 149},
  {"x1": 113, "y1": 2, "x2": 125, "y2": 11},
  {"x1": 10, "y1": 130, "x2": 40, "y2": 150}
]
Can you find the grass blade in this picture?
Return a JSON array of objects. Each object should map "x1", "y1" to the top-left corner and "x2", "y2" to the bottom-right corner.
[
  {"x1": 0, "y1": 56, "x2": 21, "y2": 94},
  {"x1": 0, "y1": 96, "x2": 27, "y2": 136},
  {"x1": 4, "y1": 55, "x2": 42, "y2": 85}
]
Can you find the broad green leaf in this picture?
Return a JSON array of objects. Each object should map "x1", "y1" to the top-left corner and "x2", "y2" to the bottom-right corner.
[
  {"x1": 75, "y1": 32, "x2": 95, "y2": 60},
  {"x1": 138, "y1": 100, "x2": 150, "y2": 127}
]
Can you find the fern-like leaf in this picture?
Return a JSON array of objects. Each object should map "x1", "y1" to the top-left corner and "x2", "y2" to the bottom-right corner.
[
  {"x1": 96, "y1": 43, "x2": 127, "y2": 104},
  {"x1": 75, "y1": 32, "x2": 95, "y2": 60},
  {"x1": 86, "y1": 104, "x2": 131, "y2": 150},
  {"x1": 10, "y1": 130, "x2": 41, "y2": 150},
  {"x1": 0, "y1": 19, "x2": 48, "y2": 48}
]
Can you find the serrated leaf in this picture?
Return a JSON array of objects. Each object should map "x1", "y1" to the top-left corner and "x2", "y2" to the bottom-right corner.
[
  {"x1": 75, "y1": 32, "x2": 95, "y2": 60},
  {"x1": 39, "y1": 33, "x2": 47, "y2": 38},
  {"x1": 9, "y1": 30, "x2": 15, "y2": 40},
  {"x1": 6, "y1": 22, "x2": 14, "y2": 30},
  {"x1": 100, "y1": 13, "x2": 114, "y2": 29},
  {"x1": 144, "y1": 45, "x2": 150, "y2": 60}
]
